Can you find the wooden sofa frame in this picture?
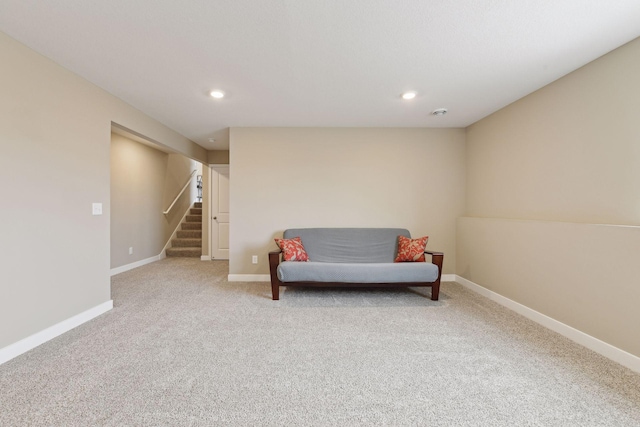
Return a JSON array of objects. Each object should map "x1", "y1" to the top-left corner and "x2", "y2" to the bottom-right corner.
[{"x1": 268, "y1": 250, "x2": 444, "y2": 301}]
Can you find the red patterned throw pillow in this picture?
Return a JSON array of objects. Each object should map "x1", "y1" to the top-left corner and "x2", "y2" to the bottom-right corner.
[
  {"x1": 394, "y1": 235, "x2": 429, "y2": 262},
  {"x1": 274, "y1": 236, "x2": 309, "y2": 262}
]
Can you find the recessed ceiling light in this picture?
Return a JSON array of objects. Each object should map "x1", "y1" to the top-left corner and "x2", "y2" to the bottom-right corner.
[
  {"x1": 210, "y1": 90, "x2": 224, "y2": 99},
  {"x1": 402, "y1": 92, "x2": 416, "y2": 100},
  {"x1": 431, "y1": 108, "x2": 448, "y2": 116},
  {"x1": 209, "y1": 138, "x2": 216, "y2": 143}
]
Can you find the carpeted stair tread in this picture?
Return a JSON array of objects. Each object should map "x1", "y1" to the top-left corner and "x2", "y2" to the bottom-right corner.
[
  {"x1": 165, "y1": 204, "x2": 203, "y2": 257},
  {"x1": 166, "y1": 247, "x2": 201, "y2": 257},
  {"x1": 166, "y1": 204, "x2": 203, "y2": 257},
  {"x1": 171, "y1": 238, "x2": 202, "y2": 248},
  {"x1": 177, "y1": 230, "x2": 201, "y2": 238},
  {"x1": 182, "y1": 222, "x2": 202, "y2": 230}
]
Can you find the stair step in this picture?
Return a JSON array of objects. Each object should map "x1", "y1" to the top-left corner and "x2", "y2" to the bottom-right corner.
[
  {"x1": 172, "y1": 238, "x2": 202, "y2": 248},
  {"x1": 177, "y1": 230, "x2": 201, "y2": 238},
  {"x1": 166, "y1": 247, "x2": 201, "y2": 258},
  {"x1": 167, "y1": 203, "x2": 204, "y2": 257},
  {"x1": 182, "y1": 222, "x2": 202, "y2": 230}
]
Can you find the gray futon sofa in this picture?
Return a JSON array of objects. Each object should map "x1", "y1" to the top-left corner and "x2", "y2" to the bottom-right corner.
[{"x1": 269, "y1": 228, "x2": 443, "y2": 300}]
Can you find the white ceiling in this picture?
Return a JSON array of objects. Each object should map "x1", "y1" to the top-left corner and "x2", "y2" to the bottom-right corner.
[{"x1": 1, "y1": 1, "x2": 639, "y2": 150}]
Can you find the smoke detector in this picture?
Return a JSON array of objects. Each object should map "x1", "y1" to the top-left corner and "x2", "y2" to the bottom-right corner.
[{"x1": 431, "y1": 108, "x2": 448, "y2": 116}]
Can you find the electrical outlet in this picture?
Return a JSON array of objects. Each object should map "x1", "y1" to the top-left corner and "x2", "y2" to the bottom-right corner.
[
  {"x1": 129, "y1": 247, "x2": 133, "y2": 255},
  {"x1": 92, "y1": 203, "x2": 102, "y2": 215},
  {"x1": 252, "y1": 255, "x2": 258, "y2": 264}
]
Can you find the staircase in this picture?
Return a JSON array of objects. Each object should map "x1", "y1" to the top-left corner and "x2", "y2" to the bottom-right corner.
[{"x1": 166, "y1": 202, "x2": 202, "y2": 258}]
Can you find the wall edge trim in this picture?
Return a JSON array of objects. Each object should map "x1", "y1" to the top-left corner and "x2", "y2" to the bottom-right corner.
[
  {"x1": 454, "y1": 275, "x2": 640, "y2": 374},
  {"x1": 0, "y1": 300, "x2": 113, "y2": 365}
]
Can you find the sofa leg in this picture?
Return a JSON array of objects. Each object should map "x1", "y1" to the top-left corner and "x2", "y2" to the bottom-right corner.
[
  {"x1": 271, "y1": 282, "x2": 280, "y2": 300},
  {"x1": 431, "y1": 283, "x2": 440, "y2": 301}
]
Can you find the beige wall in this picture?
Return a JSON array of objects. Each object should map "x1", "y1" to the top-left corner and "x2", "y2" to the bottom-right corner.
[
  {"x1": 466, "y1": 38, "x2": 640, "y2": 225},
  {"x1": 457, "y1": 218, "x2": 640, "y2": 356},
  {"x1": 230, "y1": 127, "x2": 466, "y2": 275},
  {"x1": 0, "y1": 31, "x2": 205, "y2": 350},
  {"x1": 110, "y1": 133, "x2": 198, "y2": 268},
  {"x1": 208, "y1": 150, "x2": 230, "y2": 165},
  {"x1": 460, "y1": 38, "x2": 640, "y2": 357}
]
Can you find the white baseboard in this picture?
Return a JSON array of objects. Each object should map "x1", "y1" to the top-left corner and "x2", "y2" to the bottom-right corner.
[
  {"x1": 441, "y1": 274, "x2": 455, "y2": 282},
  {"x1": 454, "y1": 275, "x2": 640, "y2": 374},
  {"x1": 0, "y1": 300, "x2": 113, "y2": 365},
  {"x1": 201, "y1": 255, "x2": 211, "y2": 261},
  {"x1": 228, "y1": 274, "x2": 271, "y2": 282},
  {"x1": 110, "y1": 254, "x2": 161, "y2": 276}
]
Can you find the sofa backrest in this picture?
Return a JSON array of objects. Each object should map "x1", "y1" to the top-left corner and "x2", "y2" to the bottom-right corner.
[{"x1": 283, "y1": 228, "x2": 411, "y2": 263}]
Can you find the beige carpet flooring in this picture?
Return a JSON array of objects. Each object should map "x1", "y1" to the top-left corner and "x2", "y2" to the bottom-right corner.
[{"x1": 1, "y1": 258, "x2": 639, "y2": 426}]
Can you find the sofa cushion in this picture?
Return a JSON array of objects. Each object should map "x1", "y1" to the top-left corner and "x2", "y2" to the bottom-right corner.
[
  {"x1": 395, "y1": 235, "x2": 429, "y2": 262},
  {"x1": 283, "y1": 228, "x2": 411, "y2": 263},
  {"x1": 277, "y1": 261, "x2": 439, "y2": 283}
]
